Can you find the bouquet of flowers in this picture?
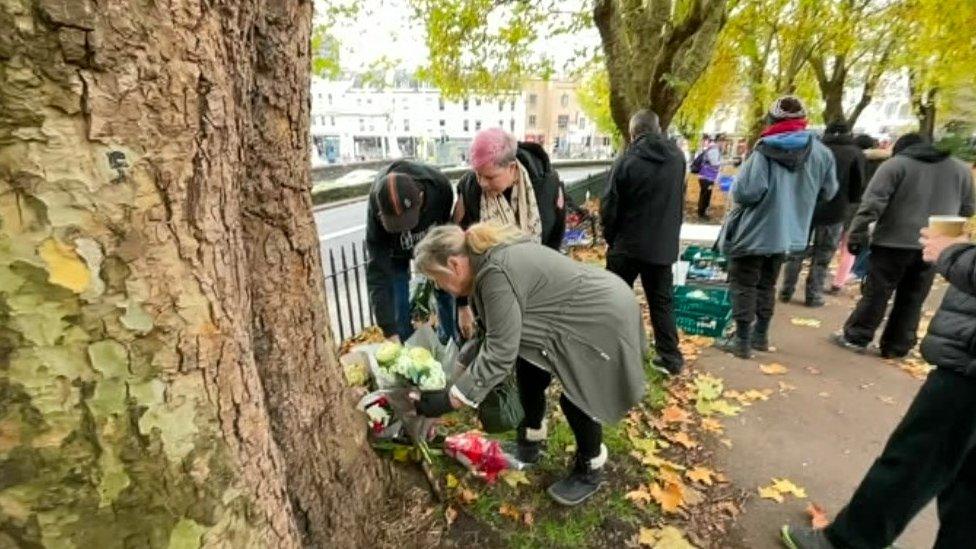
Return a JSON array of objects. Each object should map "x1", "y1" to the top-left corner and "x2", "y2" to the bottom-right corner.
[
  {"x1": 375, "y1": 342, "x2": 447, "y2": 390},
  {"x1": 444, "y1": 431, "x2": 516, "y2": 483}
]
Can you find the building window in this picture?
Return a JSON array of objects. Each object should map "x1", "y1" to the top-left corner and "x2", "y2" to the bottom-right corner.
[
  {"x1": 579, "y1": 116, "x2": 586, "y2": 129},
  {"x1": 528, "y1": 93, "x2": 537, "y2": 106},
  {"x1": 463, "y1": 119, "x2": 470, "y2": 132},
  {"x1": 499, "y1": 119, "x2": 504, "y2": 128},
  {"x1": 439, "y1": 119, "x2": 445, "y2": 127},
  {"x1": 359, "y1": 118, "x2": 365, "y2": 131},
  {"x1": 510, "y1": 119, "x2": 515, "y2": 132},
  {"x1": 557, "y1": 115, "x2": 569, "y2": 129},
  {"x1": 463, "y1": 99, "x2": 470, "y2": 111},
  {"x1": 369, "y1": 123, "x2": 375, "y2": 131},
  {"x1": 404, "y1": 119, "x2": 410, "y2": 132},
  {"x1": 560, "y1": 94, "x2": 569, "y2": 107},
  {"x1": 439, "y1": 98, "x2": 445, "y2": 111},
  {"x1": 498, "y1": 100, "x2": 504, "y2": 111},
  {"x1": 475, "y1": 120, "x2": 482, "y2": 130},
  {"x1": 327, "y1": 94, "x2": 332, "y2": 104},
  {"x1": 510, "y1": 100, "x2": 515, "y2": 111},
  {"x1": 528, "y1": 115, "x2": 537, "y2": 128},
  {"x1": 603, "y1": 136, "x2": 611, "y2": 146},
  {"x1": 475, "y1": 98, "x2": 482, "y2": 106}
]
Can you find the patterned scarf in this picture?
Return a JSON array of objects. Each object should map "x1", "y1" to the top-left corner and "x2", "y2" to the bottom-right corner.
[{"x1": 479, "y1": 161, "x2": 542, "y2": 243}]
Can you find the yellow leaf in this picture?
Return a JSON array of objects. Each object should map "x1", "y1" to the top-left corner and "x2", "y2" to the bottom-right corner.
[
  {"x1": 686, "y1": 466, "x2": 716, "y2": 486},
  {"x1": 656, "y1": 467, "x2": 684, "y2": 485},
  {"x1": 500, "y1": 470, "x2": 530, "y2": 489},
  {"x1": 651, "y1": 481, "x2": 685, "y2": 514},
  {"x1": 791, "y1": 317, "x2": 822, "y2": 328},
  {"x1": 392, "y1": 446, "x2": 412, "y2": 462},
  {"x1": 661, "y1": 404, "x2": 691, "y2": 424},
  {"x1": 458, "y1": 488, "x2": 478, "y2": 504},
  {"x1": 626, "y1": 486, "x2": 653, "y2": 506},
  {"x1": 700, "y1": 417, "x2": 724, "y2": 435},
  {"x1": 760, "y1": 363, "x2": 789, "y2": 375},
  {"x1": 668, "y1": 431, "x2": 698, "y2": 450},
  {"x1": 818, "y1": 392, "x2": 831, "y2": 398},
  {"x1": 445, "y1": 473, "x2": 460, "y2": 489},
  {"x1": 778, "y1": 381, "x2": 797, "y2": 393},
  {"x1": 720, "y1": 438, "x2": 733, "y2": 449},
  {"x1": 39, "y1": 238, "x2": 90, "y2": 293},
  {"x1": 878, "y1": 395, "x2": 896, "y2": 405},
  {"x1": 445, "y1": 506, "x2": 458, "y2": 526},
  {"x1": 638, "y1": 527, "x2": 659, "y2": 546},
  {"x1": 638, "y1": 526, "x2": 696, "y2": 548},
  {"x1": 772, "y1": 478, "x2": 808, "y2": 498},
  {"x1": 759, "y1": 485, "x2": 785, "y2": 503},
  {"x1": 499, "y1": 503, "x2": 522, "y2": 521}
]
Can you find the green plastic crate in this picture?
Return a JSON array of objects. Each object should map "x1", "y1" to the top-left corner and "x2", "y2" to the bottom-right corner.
[
  {"x1": 681, "y1": 245, "x2": 728, "y2": 268},
  {"x1": 673, "y1": 285, "x2": 733, "y2": 337}
]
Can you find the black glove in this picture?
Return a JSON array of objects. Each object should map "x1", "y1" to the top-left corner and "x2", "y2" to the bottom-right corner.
[
  {"x1": 847, "y1": 241, "x2": 864, "y2": 256},
  {"x1": 416, "y1": 390, "x2": 454, "y2": 417}
]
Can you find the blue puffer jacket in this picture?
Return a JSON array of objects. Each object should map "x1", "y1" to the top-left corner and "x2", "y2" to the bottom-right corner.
[
  {"x1": 921, "y1": 244, "x2": 976, "y2": 376},
  {"x1": 718, "y1": 131, "x2": 838, "y2": 257}
]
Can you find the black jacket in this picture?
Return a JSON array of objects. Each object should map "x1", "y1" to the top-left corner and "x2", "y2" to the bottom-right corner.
[
  {"x1": 921, "y1": 244, "x2": 976, "y2": 377},
  {"x1": 454, "y1": 142, "x2": 566, "y2": 250},
  {"x1": 366, "y1": 160, "x2": 454, "y2": 337},
  {"x1": 600, "y1": 133, "x2": 686, "y2": 264},
  {"x1": 813, "y1": 134, "x2": 866, "y2": 226}
]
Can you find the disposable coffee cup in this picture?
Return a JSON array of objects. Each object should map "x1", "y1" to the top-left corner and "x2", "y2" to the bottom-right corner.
[{"x1": 928, "y1": 215, "x2": 967, "y2": 237}]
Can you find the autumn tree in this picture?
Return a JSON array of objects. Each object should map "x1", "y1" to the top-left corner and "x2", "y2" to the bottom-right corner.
[
  {"x1": 410, "y1": 0, "x2": 732, "y2": 138},
  {"x1": 0, "y1": 1, "x2": 387, "y2": 546}
]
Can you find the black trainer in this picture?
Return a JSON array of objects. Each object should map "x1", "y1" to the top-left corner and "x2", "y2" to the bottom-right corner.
[
  {"x1": 547, "y1": 446, "x2": 607, "y2": 506},
  {"x1": 501, "y1": 439, "x2": 543, "y2": 466},
  {"x1": 652, "y1": 357, "x2": 683, "y2": 376},
  {"x1": 716, "y1": 335, "x2": 753, "y2": 359},
  {"x1": 780, "y1": 525, "x2": 836, "y2": 549}
]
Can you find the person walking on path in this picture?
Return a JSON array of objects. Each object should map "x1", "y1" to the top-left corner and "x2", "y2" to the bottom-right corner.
[
  {"x1": 715, "y1": 96, "x2": 838, "y2": 359},
  {"x1": 781, "y1": 230, "x2": 976, "y2": 549},
  {"x1": 366, "y1": 160, "x2": 457, "y2": 344},
  {"x1": 833, "y1": 133, "x2": 975, "y2": 359},
  {"x1": 411, "y1": 223, "x2": 647, "y2": 506},
  {"x1": 692, "y1": 135, "x2": 723, "y2": 220},
  {"x1": 829, "y1": 134, "x2": 885, "y2": 292},
  {"x1": 780, "y1": 122, "x2": 866, "y2": 307},
  {"x1": 601, "y1": 110, "x2": 686, "y2": 375},
  {"x1": 453, "y1": 128, "x2": 567, "y2": 341}
]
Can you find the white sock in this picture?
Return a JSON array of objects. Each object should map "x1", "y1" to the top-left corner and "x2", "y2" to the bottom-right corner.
[
  {"x1": 588, "y1": 444, "x2": 608, "y2": 470},
  {"x1": 524, "y1": 419, "x2": 548, "y2": 442}
]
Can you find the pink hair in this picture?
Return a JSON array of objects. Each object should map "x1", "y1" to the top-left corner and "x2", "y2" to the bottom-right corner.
[{"x1": 469, "y1": 127, "x2": 517, "y2": 171}]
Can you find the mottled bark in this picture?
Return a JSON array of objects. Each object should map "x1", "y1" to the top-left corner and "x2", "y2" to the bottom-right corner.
[{"x1": 0, "y1": 1, "x2": 385, "y2": 547}]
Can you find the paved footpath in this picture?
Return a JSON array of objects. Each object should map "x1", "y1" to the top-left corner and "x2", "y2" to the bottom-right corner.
[{"x1": 696, "y1": 281, "x2": 947, "y2": 549}]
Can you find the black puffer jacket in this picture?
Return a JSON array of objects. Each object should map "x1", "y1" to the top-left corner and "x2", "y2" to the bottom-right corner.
[
  {"x1": 813, "y1": 133, "x2": 866, "y2": 226},
  {"x1": 921, "y1": 243, "x2": 976, "y2": 376},
  {"x1": 454, "y1": 142, "x2": 566, "y2": 250},
  {"x1": 600, "y1": 132, "x2": 686, "y2": 265}
]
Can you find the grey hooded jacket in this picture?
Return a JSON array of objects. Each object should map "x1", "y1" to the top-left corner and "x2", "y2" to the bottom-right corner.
[{"x1": 452, "y1": 240, "x2": 647, "y2": 423}]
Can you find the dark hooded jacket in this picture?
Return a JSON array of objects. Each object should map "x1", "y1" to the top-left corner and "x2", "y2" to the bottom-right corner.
[
  {"x1": 454, "y1": 142, "x2": 566, "y2": 250},
  {"x1": 600, "y1": 132, "x2": 686, "y2": 264},
  {"x1": 921, "y1": 243, "x2": 976, "y2": 377},
  {"x1": 849, "y1": 143, "x2": 974, "y2": 250},
  {"x1": 813, "y1": 133, "x2": 867, "y2": 226}
]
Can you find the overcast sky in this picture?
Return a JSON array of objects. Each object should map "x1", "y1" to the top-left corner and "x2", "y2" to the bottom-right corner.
[{"x1": 316, "y1": 0, "x2": 600, "y2": 76}]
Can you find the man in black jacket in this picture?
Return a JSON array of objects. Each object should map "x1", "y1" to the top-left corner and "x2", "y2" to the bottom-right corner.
[
  {"x1": 601, "y1": 110, "x2": 685, "y2": 375},
  {"x1": 782, "y1": 230, "x2": 976, "y2": 549},
  {"x1": 834, "y1": 133, "x2": 975, "y2": 358},
  {"x1": 453, "y1": 128, "x2": 566, "y2": 339},
  {"x1": 780, "y1": 121, "x2": 866, "y2": 307},
  {"x1": 366, "y1": 160, "x2": 456, "y2": 343}
]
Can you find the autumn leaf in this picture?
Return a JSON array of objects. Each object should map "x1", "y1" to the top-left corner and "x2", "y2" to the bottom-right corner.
[
  {"x1": 651, "y1": 481, "x2": 685, "y2": 514},
  {"x1": 791, "y1": 317, "x2": 822, "y2": 328},
  {"x1": 759, "y1": 485, "x2": 785, "y2": 503},
  {"x1": 656, "y1": 468, "x2": 684, "y2": 485},
  {"x1": 667, "y1": 431, "x2": 698, "y2": 450},
  {"x1": 805, "y1": 366, "x2": 822, "y2": 375},
  {"x1": 661, "y1": 404, "x2": 692, "y2": 424},
  {"x1": 818, "y1": 392, "x2": 831, "y2": 398},
  {"x1": 760, "y1": 363, "x2": 789, "y2": 375},
  {"x1": 694, "y1": 373, "x2": 724, "y2": 401},
  {"x1": 499, "y1": 503, "x2": 522, "y2": 521},
  {"x1": 445, "y1": 506, "x2": 458, "y2": 526},
  {"x1": 458, "y1": 487, "x2": 478, "y2": 504},
  {"x1": 445, "y1": 473, "x2": 460, "y2": 489},
  {"x1": 500, "y1": 470, "x2": 530, "y2": 489},
  {"x1": 686, "y1": 466, "x2": 716, "y2": 486},
  {"x1": 778, "y1": 381, "x2": 797, "y2": 393},
  {"x1": 523, "y1": 511, "x2": 535, "y2": 527},
  {"x1": 700, "y1": 417, "x2": 724, "y2": 435},
  {"x1": 626, "y1": 486, "x2": 653, "y2": 506},
  {"x1": 720, "y1": 438, "x2": 733, "y2": 449},
  {"x1": 807, "y1": 502, "x2": 830, "y2": 529},
  {"x1": 696, "y1": 398, "x2": 742, "y2": 417},
  {"x1": 772, "y1": 478, "x2": 808, "y2": 498},
  {"x1": 878, "y1": 395, "x2": 895, "y2": 405},
  {"x1": 638, "y1": 526, "x2": 696, "y2": 548}
]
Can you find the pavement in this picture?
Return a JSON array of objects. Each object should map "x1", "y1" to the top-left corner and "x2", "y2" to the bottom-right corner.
[{"x1": 695, "y1": 280, "x2": 945, "y2": 549}]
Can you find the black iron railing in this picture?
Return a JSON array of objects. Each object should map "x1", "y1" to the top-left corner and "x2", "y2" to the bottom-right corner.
[{"x1": 324, "y1": 241, "x2": 373, "y2": 342}]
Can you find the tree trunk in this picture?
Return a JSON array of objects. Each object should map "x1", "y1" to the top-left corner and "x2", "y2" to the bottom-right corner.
[
  {"x1": 919, "y1": 102, "x2": 937, "y2": 140},
  {"x1": 0, "y1": 1, "x2": 386, "y2": 547},
  {"x1": 820, "y1": 83, "x2": 845, "y2": 125}
]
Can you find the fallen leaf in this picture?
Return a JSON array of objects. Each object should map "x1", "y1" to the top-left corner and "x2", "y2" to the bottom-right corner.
[
  {"x1": 697, "y1": 398, "x2": 742, "y2": 417},
  {"x1": 499, "y1": 503, "x2": 522, "y2": 521},
  {"x1": 772, "y1": 478, "x2": 808, "y2": 498},
  {"x1": 638, "y1": 527, "x2": 659, "y2": 547},
  {"x1": 717, "y1": 500, "x2": 741, "y2": 517},
  {"x1": 392, "y1": 446, "x2": 413, "y2": 462},
  {"x1": 760, "y1": 363, "x2": 789, "y2": 375},
  {"x1": 805, "y1": 366, "x2": 822, "y2": 375},
  {"x1": 667, "y1": 431, "x2": 698, "y2": 449},
  {"x1": 458, "y1": 488, "x2": 478, "y2": 504},
  {"x1": 720, "y1": 438, "x2": 733, "y2": 449},
  {"x1": 759, "y1": 485, "x2": 785, "y2": 503},
  {"x1": 661, "y1": 404, "x2": 692, "y2": 424},
  {"x1": 523, "y1": 511, "x2": 535, "y2": 526},
  {"x1": 651, "y1": 481, "x2": 685, "y2": 514},
  {"x1": 500, "y1": 470, "x2": 530, "y2": 489},
  {"x1": 778, "y1": 381, "x2": 797, "y2": 393},
  {"x1": 626, "y1": 486, "x2": 653, "y2": 506},
  {"x1": 818, "y1": 392, "x2": 831, "y2": 398},
  {"x1": 878, "y1": 396, "x2": 895, "y2": 405},
  {"x1": 694, "y1": 373, "x2": 724, "y2": 401},
  {"x1": 686, "y1": 466, "x2": 716, "y2": 486},
  {"x1": 791, "y1": 317, "x2": 822, "y2": 328},
  {"x1": 700, "y1": 417, "x2": 725, "y2": 435},
  {"x1": 713, "y1": 472, "x2": 730, "y2": 483},
  {"x1": 656, "y1": 467, "x2": 684, "y2": 485},
  {"x1": 445, "y1": 506, "x2": 458, "y2": 526},
  {"x1": 806, "y1": 502, "x2": 830, "y2": 529},
  {"x1": 445, "y1": 473, "x2": 460, "y2": 489}
]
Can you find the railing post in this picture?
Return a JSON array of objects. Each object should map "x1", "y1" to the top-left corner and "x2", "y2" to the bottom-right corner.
[
  {"x1": 328, "y1": 249, "x2": 344, "y2": 341},
  {"x1": 351, "y1": 242, "x2": 367, "y2": 335},
  {"x1": 340, "y1": 246, "x2": 356, "y2": 336}
]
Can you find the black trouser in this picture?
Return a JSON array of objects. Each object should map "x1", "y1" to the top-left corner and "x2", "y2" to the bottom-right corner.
[
  {"x1": 728, "y1": 254, "x2": 786, "y2": 328},
  {"x1": 827, "y1": 368, "x2": 976, "y2": 549},
  {"x1": 606, "y1": 254, "x2": 683, "y2": 367},
  {"x1": 516, "y1": 360, "x2": 602, "y2": 460},
  {"x1": 843, "y1": 246, "x2": 936, "y2": 356},
  {"x1": 780, "y1": 222, "x2": 844, "y2": 303},
  {"x1": 697, "y1": 178, "x2": 714, "y2": 218}
]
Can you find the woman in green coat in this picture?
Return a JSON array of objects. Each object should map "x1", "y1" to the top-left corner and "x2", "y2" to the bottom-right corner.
[{"x1": 413, "y1": 222, "x2": 647, "y2": 505}]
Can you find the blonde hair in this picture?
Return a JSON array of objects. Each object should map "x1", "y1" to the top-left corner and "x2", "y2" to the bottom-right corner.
[{"x1": 415, "y1": 222, "x2": 523, "y2": 276}]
